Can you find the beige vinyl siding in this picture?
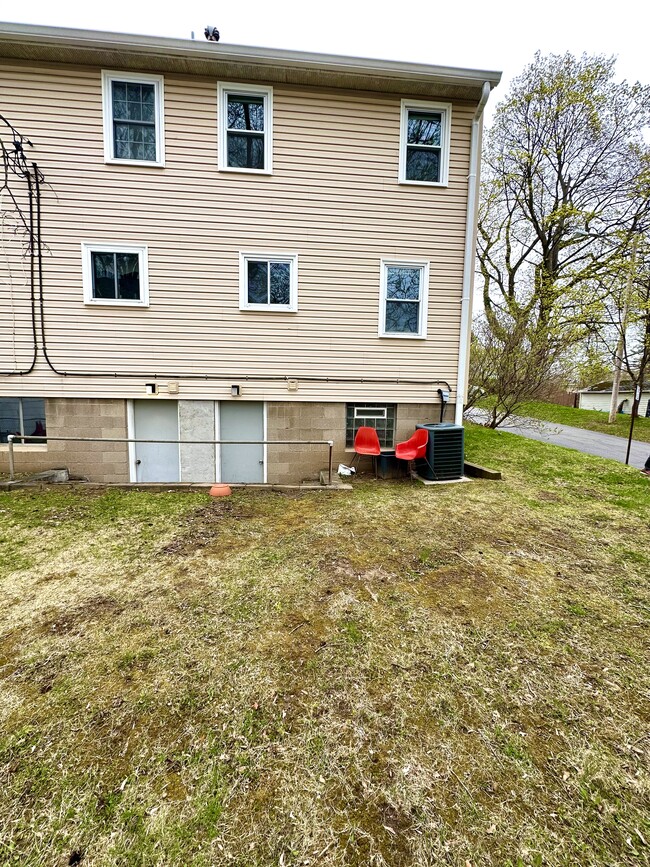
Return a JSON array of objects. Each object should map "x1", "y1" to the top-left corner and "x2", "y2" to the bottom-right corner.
[{"x1": 0, "y1": 60, "x2": 473, "y2": 402}]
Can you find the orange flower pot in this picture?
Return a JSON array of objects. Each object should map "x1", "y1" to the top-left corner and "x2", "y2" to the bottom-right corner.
[{"x1": 209, "y1": 484, "x2": 232, "y2": 497}]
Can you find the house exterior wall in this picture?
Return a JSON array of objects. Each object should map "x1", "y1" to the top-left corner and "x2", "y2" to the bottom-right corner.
[
  {"x1": 0, "y1": 59, "x2": 474, "y2": 407},
  {"x1": 579, "y1": 391, "x2": 650, "y2": 415}
]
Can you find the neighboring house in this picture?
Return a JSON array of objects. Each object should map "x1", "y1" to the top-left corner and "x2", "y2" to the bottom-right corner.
[
  {"x1": 0, "y1": 23, "x2": 501, "y2": 484},
  {"x1": 578, "y1": 382, "x2": 650, "y2": 417}
]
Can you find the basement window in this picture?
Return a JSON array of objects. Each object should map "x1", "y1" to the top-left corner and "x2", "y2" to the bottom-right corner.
[
  {"x1": 0, "y1": 397, "x2": 47, "y2": 444},
  {"x1": 81, "y1": 243, "x2": 149, "y2": 307},
  {"x1": 218, "y1": 83, "x2": 273, "y2": 173},
  {"x1": 102, "y1": 71, "x2": 165, "y2": 166},
  {"x1": 399, "y1": 99, "x2": 451, "y2": 186},
  {"x1": 239, "y1": 252, "x2": 298, "y2": 311},
  {"x1": 346, "y1": 404, "x2": 396, "y2": 449}
]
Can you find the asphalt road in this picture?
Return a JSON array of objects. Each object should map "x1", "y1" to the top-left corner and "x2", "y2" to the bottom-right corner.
[{"x1": 466, "y1": 409, "x2": 649, "y2": 469}]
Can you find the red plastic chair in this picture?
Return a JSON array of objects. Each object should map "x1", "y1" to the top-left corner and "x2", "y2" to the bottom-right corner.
[
  {"x1": 395, "y1": 428, "x2": 429, "y2": 481},
  {"x1": 351, "y1": 426, "x2": 381, "y2": 477}
]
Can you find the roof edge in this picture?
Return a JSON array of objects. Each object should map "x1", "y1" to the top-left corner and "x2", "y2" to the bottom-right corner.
[{"x1": 0, "y1": 22, "x2": 502, "y2": 89}]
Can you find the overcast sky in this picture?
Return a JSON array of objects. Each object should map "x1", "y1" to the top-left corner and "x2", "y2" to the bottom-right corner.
[{"x1": 4, "y1": 0, "x2": 649, "y2": 121}]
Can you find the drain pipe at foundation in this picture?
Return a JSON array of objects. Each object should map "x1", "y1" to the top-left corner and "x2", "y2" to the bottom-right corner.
[{"x1": 454, "y1": 81, "x2": 492, "y2": 427}]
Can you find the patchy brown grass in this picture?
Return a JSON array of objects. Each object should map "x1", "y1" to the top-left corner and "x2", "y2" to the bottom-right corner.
[{"x1": 0, "y1": 425, "x2": 649, "y2": 866}]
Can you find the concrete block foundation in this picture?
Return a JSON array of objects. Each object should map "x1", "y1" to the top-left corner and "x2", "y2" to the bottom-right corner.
[{"x1": 1, "y1": 397, "x2": 450, "y2": 485}]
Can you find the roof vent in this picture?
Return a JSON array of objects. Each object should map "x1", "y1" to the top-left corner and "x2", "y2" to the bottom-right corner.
[{"x1": 204, "y1": 26, "x2": 220, "y2": 42}]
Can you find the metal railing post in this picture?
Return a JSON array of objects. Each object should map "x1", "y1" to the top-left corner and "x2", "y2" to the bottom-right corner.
[
  {"x1": 328, "y1": 440, "x2": 333, "y2": 486},
  {"x1": 7, "y1": 435, "x2": 15, "y2": 481}
]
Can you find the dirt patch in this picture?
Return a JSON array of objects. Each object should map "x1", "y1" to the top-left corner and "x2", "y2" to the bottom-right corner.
[
  {"x1": 39, "y1": 596, "x2": 124, "y2": 636},
  {"x1": 330, "y1": 796, "x2": 415, "y2": 867},
  {"x1": 159, "y1": 502, "x2": 255, "y2": 556}
]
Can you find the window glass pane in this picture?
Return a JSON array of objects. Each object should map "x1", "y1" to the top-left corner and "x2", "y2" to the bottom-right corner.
[
  {"x1": 21, "y1": 398, "x2": 46, "y2": 439},
  {"x1": 112, "y1": 82, "x2": 127, "y2": 118},
  {"x1": 386, "y1": 267, "x2": 421, "y2": 300},
  {"x1": 385, "y1": 300, "x2": 420, "y2": 333},
  {"x1": 346, "y1": 404, "x2": 396, "y2": 448},
  {"x1": 270, "y1": 262, "x2": 291, "y2": 305},
  {"x1": 0, "y1": 398, "x2": 20, "y2": 444},
  {"x1": 406, "y1": 147, "x2": 440, "y2": 182},
  {"x1": 111, "y1": 80, "x2": 156, "y2": 161},
  {"x1": 227, "y1": 95, "x2": 264, "y2": 131},
  {"x1": 92, "y1": 252, "x2": 116, "y2": 299},
  {"x1": 407, "y1": 111, "x2": 441, "y2": 146},
  {"x1": 114, "y1": 122, "x2": 156, "y2": 162},
  {"x1": 227, "y1": 132, "x2": 264, "y2": 169},
  {"x1": 247, "y1": 261, "x2": 268, "y2": 304},
  {"x1": 112, "y1": 81, "x2": 155, "y2": 124},
  {"x1": 116, "y1": 254, "x2": 141, "y2": 300}
]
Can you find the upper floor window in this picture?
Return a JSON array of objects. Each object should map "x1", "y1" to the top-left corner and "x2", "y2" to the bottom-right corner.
[
  {"x1": 0, "y1": 398, "x2": 47, "y2": 444},
  {"x1": 102, "y1": 71, "x2": 165, "y2": 166},
  {"x1": 239, "y1": 252, "x2": 297, "y2": 311},
  {"x1": 218, "y1": 83, "x2": 273, "y2": 174},
  {"x1": 399, "y1": 100, "x2": 451, "y2": 186},
  {"x1": 81, "y1": 243, "x2": 149, "y2": 307},
  {"x1": 379, "y1": 259, "x2": 428, "y2": 338}
]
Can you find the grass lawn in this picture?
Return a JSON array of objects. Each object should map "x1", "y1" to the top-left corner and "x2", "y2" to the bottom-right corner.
[
  {"x1": 517, "y1": 400, "x2": 650, "y2": 445},
  {"x1": 1, "y1": 425, "x2": 649, "y2": 867}
]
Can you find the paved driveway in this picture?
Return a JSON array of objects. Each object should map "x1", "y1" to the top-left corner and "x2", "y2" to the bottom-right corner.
[{"x1": 466, "y1": 409, "x2": 649, "y2": 469}]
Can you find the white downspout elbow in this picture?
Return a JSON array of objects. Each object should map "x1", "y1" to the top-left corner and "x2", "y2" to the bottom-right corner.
[{"x1": 454, "y1": 81, "x2": 491, "y2": 426}]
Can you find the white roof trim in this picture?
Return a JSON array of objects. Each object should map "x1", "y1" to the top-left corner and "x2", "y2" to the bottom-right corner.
[{"x1": 0, "y1": 22, "x2": 502, "y2": 91}]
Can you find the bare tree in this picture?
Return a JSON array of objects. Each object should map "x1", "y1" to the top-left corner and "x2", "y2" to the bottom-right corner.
[{"x1": 473, "y1": 52, "x2": 650, "y2": 423}]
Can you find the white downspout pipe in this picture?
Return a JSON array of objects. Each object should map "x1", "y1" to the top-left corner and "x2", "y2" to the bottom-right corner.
[{"x1": 454, "y1": 81, "x2": 491, "y2": 426}]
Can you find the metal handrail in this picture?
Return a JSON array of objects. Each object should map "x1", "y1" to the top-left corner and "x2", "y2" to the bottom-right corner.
[{"x1": 5, "y1": 434, "x2": 335, "y2": 486}]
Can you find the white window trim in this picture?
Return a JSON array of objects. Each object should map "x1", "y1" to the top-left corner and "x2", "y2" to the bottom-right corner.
[
  {"x1": 101, "y1": 70, "x2": 165, "y2": 167},
  {"x1": 398, "y1": 99, "x2": 452, "y2": 187},
  {"x1": 378, "y1": 258, "x2": 429, "y2": 339},
  {"x1": 354, "y1": 406, "x2": 388, "y2": 420},
  {"x1": 81, "y1": 242, "x2": 150, "y2": 307},
  {"x1": 239, "y1": 252, "x2": 298, "y2": 312},
  {"x1": 218, "y1": 82, "x2": 273, "y2": 175}
]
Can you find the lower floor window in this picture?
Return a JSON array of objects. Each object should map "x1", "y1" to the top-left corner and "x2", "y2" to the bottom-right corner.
[
  {"x1": 0, "y1": 397, "x2": 47, "y2": 443},
  {"x1": 239, "y1": 252, "x2": 298, "y2": 311},
  {"x1": 92, "y1": 251, "x2": 140, "y2": 300},
  {"x1": 81, "y1": 243, "x2": 149, "y2": 306},
  {"x1": 346, "y1": 403, "x2": 396, "y2": 448}
]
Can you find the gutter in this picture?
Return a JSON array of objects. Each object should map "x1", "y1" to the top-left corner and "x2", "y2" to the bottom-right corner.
[{"x1": 455, "y1": 81, "x2": 491, "y2": 426}]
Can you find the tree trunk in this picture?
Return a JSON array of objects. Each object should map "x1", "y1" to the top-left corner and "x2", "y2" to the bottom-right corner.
[
  {"x1": 609, "y1": 236, "x2": 638, "y2": 423},
  {"x1": 609, "y1": 334, "x2": 625, "y2": 423}
]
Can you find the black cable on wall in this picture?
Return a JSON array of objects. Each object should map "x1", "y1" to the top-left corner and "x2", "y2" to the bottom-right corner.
[{"x1": 0, "y1": 115, "x2": 39, "y2": 375}]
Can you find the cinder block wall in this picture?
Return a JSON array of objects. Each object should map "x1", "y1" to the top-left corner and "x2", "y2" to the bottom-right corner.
[
  {"x1": 2, "y1": 397, "x2": 451, "y2": 484},
  {"x1": 266, "y1": 401, "x2": 445, "y2": 483},
  {"x1": 0, "y1": 398, "x2": 129, "y2": 483}
]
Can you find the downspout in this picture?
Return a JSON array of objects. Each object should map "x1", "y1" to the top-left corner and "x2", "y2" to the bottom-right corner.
[{"x1": 454, "y1": 81, "x2": 491, "y2": 426}]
